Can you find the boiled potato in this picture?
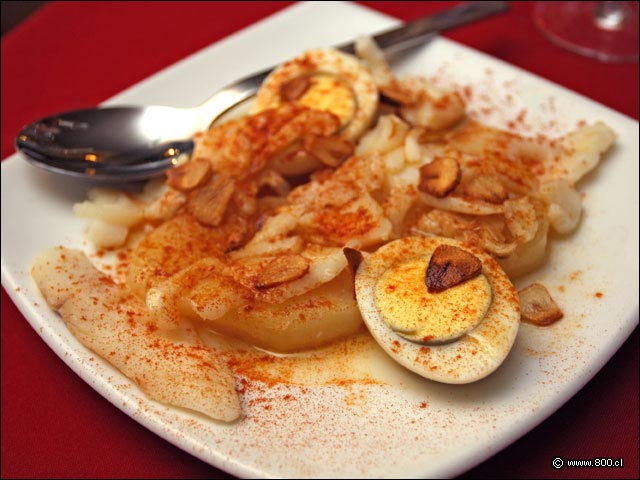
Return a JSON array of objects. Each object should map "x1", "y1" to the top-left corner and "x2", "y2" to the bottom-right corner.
[
  {"x1": 126, "y1": 214, "x2": 237, "y2": 298},
  {"x1": 73, "y1": 188, "x2": 143, "y2": 227},
  {"x1": 86, "y1": 220, "x2": 129, "y2": 248},
  {"x1": 184, "y1": 269, "x2": 363, "y2": 353}
]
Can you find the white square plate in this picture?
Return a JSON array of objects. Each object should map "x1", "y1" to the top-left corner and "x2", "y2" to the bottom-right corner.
[{"x1": 2, "y1": 2, "x2": 638, "y2": 478}]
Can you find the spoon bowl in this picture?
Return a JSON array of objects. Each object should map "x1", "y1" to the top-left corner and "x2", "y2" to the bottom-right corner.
[
  {"x1": 16, "y1": 106, "x2": 198, "y2": 181},
  {"x1": 15, "y1": 2, "x2": 507, "y2": 182}
]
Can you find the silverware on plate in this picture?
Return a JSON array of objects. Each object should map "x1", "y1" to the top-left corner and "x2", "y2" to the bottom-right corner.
[{"x1": 15, "y1": 1, "x2": 507, "y2": 182}]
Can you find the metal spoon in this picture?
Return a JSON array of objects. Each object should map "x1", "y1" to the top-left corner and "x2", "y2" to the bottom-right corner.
[{"x1": 15, "y1": 2, "x2": 507, "y2": 182}]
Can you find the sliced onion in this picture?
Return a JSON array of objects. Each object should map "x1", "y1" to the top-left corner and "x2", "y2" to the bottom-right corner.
[
  {"x1": 419, "y1": 192, "x2": 505, "y2": 215},
  {"x1": 558, "y1": 121, "x2": 616, "y2": 184},
  {"x1": 355, "y1": 114, "x2": 410, "y2": 156},
  {"x1": 539, "y1": 178, "x2": 583, "y2": 234},
  {"x1": 504, "y1": 196, "x2": 538, "y2": 243}
]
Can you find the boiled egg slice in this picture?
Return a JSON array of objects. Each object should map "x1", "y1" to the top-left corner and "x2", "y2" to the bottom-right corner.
[
  {"x1": 251, "y1": 48, "x2": 378, "y2": 141},
  {"x1": 355, "y1": 236, "x2": 520, "y2": 384}
]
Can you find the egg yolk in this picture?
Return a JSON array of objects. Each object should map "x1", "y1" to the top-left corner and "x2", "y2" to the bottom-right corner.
[
  {"x1": 296, "y1": 74, "x2": 356, "y2": 129},
  {"x1": 374, "y1": 257, "x2": 492, "y2": 345}
]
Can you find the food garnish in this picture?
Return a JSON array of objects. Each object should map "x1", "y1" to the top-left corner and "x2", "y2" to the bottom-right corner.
[
  {"x1": 426, "y1": 244, "x2": 483, "y2": 293},
  {"x1": 166, "y1": 158, "x2": 212, "y2": 191},
  {"x1": 253, "y1": 253, "x2": 310, "y2": 289},
  {"x1": 187, "y1": 175, "x2": 234, "y2": 227},
  {"x1": 418, "y1": 156, "x2": 461, "y2": 198},
  {"x1": 518, "y1": 283, "x2": 564, "y2": 326}
]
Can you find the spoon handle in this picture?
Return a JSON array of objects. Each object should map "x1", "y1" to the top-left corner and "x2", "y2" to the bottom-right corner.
[
  {"x1": 338, "y1": 1, "x2": 508, "y2": 55},
  {"x1": 199, "y1": 1, "x2": 508, "y2": 126}
]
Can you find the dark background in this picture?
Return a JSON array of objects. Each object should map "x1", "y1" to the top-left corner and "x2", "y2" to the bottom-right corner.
[{"x1": 1, "y1": 1, "x2": 47, "y2": 35}]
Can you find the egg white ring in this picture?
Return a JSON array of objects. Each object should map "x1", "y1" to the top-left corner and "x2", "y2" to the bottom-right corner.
[
  {"x1": 355, "y1": 236, "x2": 521, "y2": 384},
  {"x1": 251, "y1": 48, "x2": 379, "y2": 141}
]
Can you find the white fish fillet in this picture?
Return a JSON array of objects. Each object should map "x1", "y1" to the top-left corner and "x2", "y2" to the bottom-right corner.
[{"x1": 31, "y1": 246, "x2": 241, "y2": 422}]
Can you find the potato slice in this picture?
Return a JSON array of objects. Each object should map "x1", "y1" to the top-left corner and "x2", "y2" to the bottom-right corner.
[
  {"x1": 126, "y1": 214, "x2": 237, "y2": 298},
  {"x1": 31, "y1": 247, "x2": 240, "y2": 422},
  {"x1": 86, "y1": 220, "x2": 129, "y2": 248},
  {"x1": 186, "y1": 269, "x2": 363, "y2": 352},
  {"x1": 73, "y1": 189, "x2": 143, "y2": 227}
]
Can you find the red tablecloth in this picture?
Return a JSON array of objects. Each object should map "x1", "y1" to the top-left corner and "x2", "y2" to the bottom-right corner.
[{"x1": 2, "y1": 2, "x2": 638, "y2": 478}]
